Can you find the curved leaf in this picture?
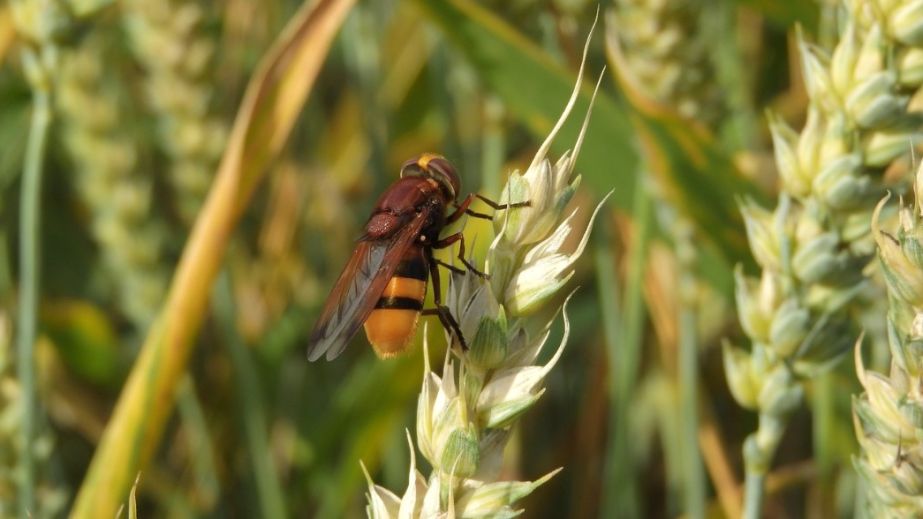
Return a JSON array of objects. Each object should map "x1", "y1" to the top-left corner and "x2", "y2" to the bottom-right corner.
[{"x1": 412, "y1": 0, "x2": 639, "y2": 210}]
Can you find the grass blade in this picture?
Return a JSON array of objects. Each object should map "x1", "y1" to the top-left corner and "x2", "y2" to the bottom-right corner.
[
  {"x1": 676, "y1": 223, "x2": 706, "y2": 519},
  {"x1": 215, "y1": 272, "x2": 286, "y2": 518},
  {"x1": 603, "y1": 177, "x2": 651, "y2": 518},
  {"x1": 810, "y1": 371, "x2": 834, "y2": 514},
  {"x1": 176, "y1": 377, "x2": 220, "y2": 508}
]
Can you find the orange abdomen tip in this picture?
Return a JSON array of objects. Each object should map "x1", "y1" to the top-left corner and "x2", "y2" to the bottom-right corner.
[
  {"x1": 364, "y1": 277, "x2": 426, "y2": 358},
  {"x1": 365, "y1": 309, "x2": 421, "y2": 358}
]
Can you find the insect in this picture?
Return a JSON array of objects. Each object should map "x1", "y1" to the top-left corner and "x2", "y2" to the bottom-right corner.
[{"x1": 306, "y1": 153, "x2": 524, "y2": 361}]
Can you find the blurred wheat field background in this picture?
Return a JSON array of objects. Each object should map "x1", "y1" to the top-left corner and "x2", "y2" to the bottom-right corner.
[{"x1": 2, "y1": 0, "x2": 921, "y2": 517}]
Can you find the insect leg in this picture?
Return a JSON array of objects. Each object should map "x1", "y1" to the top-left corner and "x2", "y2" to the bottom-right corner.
[
  {"x1": 434, "y1": 259, "x2": 465, "y2": 275},
  {"x1": 421, "y1": 307, "x2": 467, "y2": 351},
  {"x1": 448, "y1": 193, "x2": 531, "y2": 223},
  {"x1": 475, "y1": 194, "x2": 530, "y2": 210},
  {"x1": 463, "y1": 208, "x2": 493, "y2": 220},
  {"x1": 434, "y1": 232, "x2": 488, "y2": 279},
  {"x1": 433, "y1": 232, "x2": 461, "y2": 248},
  {"x1": 424, "y1": 248, "x2": 468, "y2": 350},
  {"x1": 446, "y1": 193, "x2": 476, "y2": 224}
]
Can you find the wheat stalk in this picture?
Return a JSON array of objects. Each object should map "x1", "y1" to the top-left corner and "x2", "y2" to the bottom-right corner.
[
  {"x1": 9, "y1": 0, "x2": 69, "y2": 512},
  {"x1": 723, "y1": 1, "x2": 923, "y2": 516},
  {"x1": 361, "y1": 37, "x2": 610, "y2": 518}
]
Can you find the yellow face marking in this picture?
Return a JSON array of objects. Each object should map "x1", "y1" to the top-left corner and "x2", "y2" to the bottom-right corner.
[{"x1": 416, "y1": 152, "x2": 442, "y2": 171}]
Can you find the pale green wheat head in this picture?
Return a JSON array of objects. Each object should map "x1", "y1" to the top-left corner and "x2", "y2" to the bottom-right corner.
[
  {"x1": 853, "y1": 163, "x2": 923, "y2": 517},
  {"x1": 362, "y1": 29, "x2": 611, "y2": 518}
]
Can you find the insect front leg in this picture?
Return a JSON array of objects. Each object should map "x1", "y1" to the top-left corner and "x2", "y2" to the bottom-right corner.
[
  {"x1": 445, "y1": 193, "x2": 476, "y2": 224},
  {"x1": 423, "y1": 248, "x2": 468, "y2": 350},
  {"x1": 446, "y1": 193, "x2": 530, "y2": 224},
  {"x1": 475, "y1": 193, "x2": 531, "y2": 210},
  {"x1": 434, "y1": 232, "x2": 488, "y2": 279}
]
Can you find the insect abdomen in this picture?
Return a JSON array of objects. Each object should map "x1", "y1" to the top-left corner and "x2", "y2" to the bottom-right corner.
[{"x1": 364, "y1": 247, "x2": 427, "y2": 358}]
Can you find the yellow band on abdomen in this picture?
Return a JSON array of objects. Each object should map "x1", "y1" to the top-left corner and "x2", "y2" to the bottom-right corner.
[{"x1": 381, "y1": 277, "x2": 426, "y2": 300}]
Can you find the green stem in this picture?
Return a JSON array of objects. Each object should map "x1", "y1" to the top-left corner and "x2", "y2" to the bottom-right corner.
[
  {"x1": 595, "y1": 218, "x2": 621, "y2": 394},
  {"x1": 742, "y1": 411, "x2": 788, "y2": 519},
  {"x1": 0, "y1": 231, "x2": 11, "y2": 297},
  {"x1": 677, "y1": 224, "x2": 705, "y2": 519},
  {"x1": 621, "y1": 181, "x2": 651, "y2": 413},
  {"x1": 603, "y1": 178, "x2": 651, "y2": 519},
  {"x1": 811, "y1": 371, "x2": 834, "y2": 511},
  {"x1": 743, "y1": 471, "x2": 765, "y2": 519},
  {"x1": 17, "y1": 80, "x2": 51, "y2": 518},
  {"x1": 176, "y1": 376, "x2": 220, "y2": 506},
  {"x1": 214, "y1": 272, "x2": 287, "y2": 519},
  {"x1": 595, "y1": 216, "x2": 622, "y2": 513},
  {"x1": 708, "y1": 0, "x2": 756, "y2": 152}
]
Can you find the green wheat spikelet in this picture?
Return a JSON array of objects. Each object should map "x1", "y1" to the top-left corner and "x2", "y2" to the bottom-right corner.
[
  {"x1": 123, "y1": 0, "x2": 227, "y2": 224},
  {"x1": 609, "y1": 0, "x2": 721, "y2": 125},
  {"x1": 854, "y1": 168, "x2": 923, "y2": 517},
  {"x1": 58, "y1": 34, "x2": 170, "y2": 327}
]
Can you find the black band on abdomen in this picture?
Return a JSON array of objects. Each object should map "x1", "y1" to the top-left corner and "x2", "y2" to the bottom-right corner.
[
  {"x1": 394, "y1": 258, "x2": 428, "y2": 280},
  {"x1": 375, "y1": 296, "x2": 423, "y2": 311}
]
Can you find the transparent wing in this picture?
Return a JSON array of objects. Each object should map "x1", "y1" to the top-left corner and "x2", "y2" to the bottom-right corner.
[{"x1": 306, "y1": 209, "x2": 429, "y2": 361}]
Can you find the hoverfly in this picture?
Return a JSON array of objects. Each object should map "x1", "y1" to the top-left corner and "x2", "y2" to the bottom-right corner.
[{"x1": 306, "y1": 153, "x2": 524, "y2": 361}]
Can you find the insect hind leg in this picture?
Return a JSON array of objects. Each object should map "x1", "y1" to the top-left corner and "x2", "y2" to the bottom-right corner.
[
  {"x1": 421, "y1": 307, "x2": 468, "y2": 350},
  {"x1": 434, "y1": 258, "x2": 465, "y2": 275},
  {"x1": 434, "y1": 232, "x2": 489, "y2": 279},
  {"x1": 425, "y1": 247, "x2": 469, "y2": 350}
]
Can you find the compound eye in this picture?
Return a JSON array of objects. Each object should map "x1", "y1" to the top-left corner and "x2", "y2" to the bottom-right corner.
[
  {"x1": 426, "y1": 157, "x2": 458, "y2": 197},
  {"x1": 427, "y1": 157, "x2": 453, "y2": 177},
  {"x1": 400, "y1": 155, "x2": 424, "y2": 178}
]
